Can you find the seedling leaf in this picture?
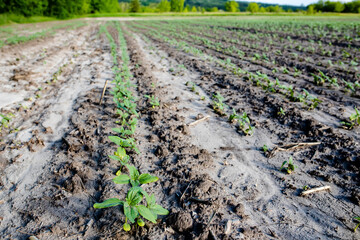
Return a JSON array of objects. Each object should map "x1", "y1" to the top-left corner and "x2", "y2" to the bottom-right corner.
[
  {"x1": 113, "y1": 174, "x2": 131, "y2": 184},
  {"x1": 136, "y1": 205, "x2": 157, "y2": 223},
  {"x1": 150, "y1": 204, "x2": 169, "y2": 216},
  {"x1": 109, "y1": 155, "x2": 121, "y2": 161},
  {"x1": 124, "y1": 202, "x2": 138, "y2": 223},
  {"x1": 93, "y1": 198, "x2": 123, "y2": 209},
  {"x1": 139, "y1": 173, "x2": 159, "y2": 184}
]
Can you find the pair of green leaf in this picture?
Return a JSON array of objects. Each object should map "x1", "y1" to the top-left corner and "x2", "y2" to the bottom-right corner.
[
  {"x1": 108, "y1": 136, "x2": 140, "y2": 154},
  {"x1": 145, "y1": 95, "x2": 160, "y2": 108},
  {"x1": 228, "y1": 109, "x2": 240, "y2": 122},
  {"x1": 93, "y1": 187, "x2": 154, "y2": 223},
  {"x1": 108, "y1": 147, "x2": 129, "y2": 166},
  {"x1": 113, "y1": 164, "x2": 158, "y2": 187},
  {"x1": 280, "y1": 157, "x2": 297, "y2": 174},
  {"x1": 0, "y1": 114, "x2": 11, "y2": 128},
  {"x1": 112, "y1": 126, "x2": 135, "y2": 138},
  {"x1": 94, "y1": 186, "x2": 168, "y2": 225}
]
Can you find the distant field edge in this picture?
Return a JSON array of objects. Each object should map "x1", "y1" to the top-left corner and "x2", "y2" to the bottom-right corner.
[{"x1": 0, "y1": 12, "x2": 359, "y2": 26}]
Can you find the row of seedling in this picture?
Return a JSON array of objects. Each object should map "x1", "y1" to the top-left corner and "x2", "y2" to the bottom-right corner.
[
  {"x1": 0, "y1": 113, "x2": 13, "y2": 134},
  {"x1": 311, "y1": 69, "x2": 360, "y2": 94},
  {"x1": 136, "y1": 23, "x2": 322, "y2": 112},
  {"x1": 94, "y1": 22, "x2": 168, "y2": 232},
  {"x1": 212, "y1": 92, "x2": 255, "y2": 136},
  {"x1": 132, "y1": 25, "x2": 256, "y2": 136}
]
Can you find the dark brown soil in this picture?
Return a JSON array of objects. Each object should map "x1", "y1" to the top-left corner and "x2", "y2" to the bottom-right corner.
[{"x1": 0, "y1": 18, "x2": 359, "y2": 240}]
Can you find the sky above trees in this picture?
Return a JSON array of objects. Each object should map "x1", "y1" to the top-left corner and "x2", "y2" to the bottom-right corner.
[{"x1": 241, "y1": 0, "x2": 353, "y2": 6}]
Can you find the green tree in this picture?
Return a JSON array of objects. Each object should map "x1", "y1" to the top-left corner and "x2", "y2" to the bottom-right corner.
[
  {"x1": 344, "y1": 0, "x2": 360, "y2": 13},
  {"x1": 2, "y1": 0, "x2": 49, "y2": 17},
  {"x1": 333, "y1": 1, "x2": 345, "y2": 12},
  {"x1": 225, "y1": 1, "x2": 239, "y2": 12},
  {"x1": 307, "y1": 4, "x2": 316, "y2": 14},
  {"x1": 129, "y1": 0, "x2": 141, "y2": 12},
  {"x1": 259, "y1": 6, "x2": 266, "y2": 12},
  {"x1": 247, "y1": 2, "x2": 259, "y2": 13},
  {"x1": 119, "y1": 2, "x2": 130, "y2": 12},
  {"x1": 90, "y1": 0, "x2": 119, "y2": 13},
  {"x1": 266, "y1": 5, "x2": 283, "y2": 12},
  {"x1": 191, "y1": 6, "x2": 197, "y2": 12},
  {"x1": 170, "y1": 0, "x2": 184, "y2": 12},
  {"x1": 158, "y1": 0, "x2": 170, "y2": 12}
]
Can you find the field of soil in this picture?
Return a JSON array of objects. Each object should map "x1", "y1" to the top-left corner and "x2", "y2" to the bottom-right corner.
[{"x1": 0, "y1": 16, "x2": 359, "y2": 240}]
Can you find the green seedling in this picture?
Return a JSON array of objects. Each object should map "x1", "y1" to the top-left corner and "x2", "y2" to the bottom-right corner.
[
  {"x1": 355, "y1": 81, "x2": 360, "y2": 89},
  {"x1": 238, "y1": 112, "x2": 255, "y2": 136},
  {"x1": 341, "y1": 107, "x2": 360, "y2": 129},
  {"x1": 303, "y1": 89, "x2": 321, "y2": 110},
  {"x1": 189, "y1": 82, "x2": 196, "y2": 92},
  {"x1": 228, "y1": 108, "x2": 240, "y2": 123},
  {"x1": 94, "y1": 186, "x2": 168, "y2": 232},
  {"x1": 294, "y1": 68, "x2": 302, "y2": 77},
  {"x1": 109, "y1": 136, "x2": 140, "y2": 154},
  {"x1": 200, "y1": 96, "x2": 205, "y2": 101},
  {"x1": 113, "y1": 164, "x2": 158, "y2": 187},
  {"x1": 145, "y1": 95, "x2": 160, "y2": 109},
  {"x1": 311, "y1": 72, "x2": 325, "y2": 86},
  {"x1": 280, "y1": 156, "x2": 297, "y2": 174},
  {"x1": 212, "y1": 92, "x2": 227, "y2": 115},
  {"x1": 278, "y1": 108, "x2": 285, "y2": 116},
  {"x1": 265, "y1": 80, "x2": 276, "y2": 93},
  {"x1": 286, "y1": 86, "x2": 296, "y2": 101},
  {"x1": 312, "y1": 70, "x2": 338, "y2": 87},
  {"x1": 262, "y1": 144, "x2": 268, "y2": 153},
  {"x1": 109, "y1": 147, "x2": 130, "y2": 170},
  {"x1": 0, "y1": 114, "x2": 12, "y2": 132},
  {"x1": 354, "y1": 217, "x2": 360, "y2": 232},
  {"x1": 303, "y1": 185, "x2": 309, "y2": 190},
  {"x1": 112, "y1": 120, "x2": 137, "y2": 138},
  {"x1": 343, "y1": 79, "x2": 355, "y2": 93}
]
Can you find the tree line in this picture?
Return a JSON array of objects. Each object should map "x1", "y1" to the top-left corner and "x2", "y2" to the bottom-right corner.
[
  {"x1": 307, "y1": 0, "x2": 360, "y2": 13},
  {"x1": 0, "y1": 0, "x2": 120, "y2": 18},
  {"x1": 0, "y1": 0, "x2": 359, "y2": 19}
]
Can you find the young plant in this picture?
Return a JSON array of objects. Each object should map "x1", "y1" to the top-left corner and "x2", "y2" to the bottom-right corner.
[
  {"x1": 354, "y1": 217, "x2": 360, "y2": 232},
  {"x1": 228, "y1": 108, "x2": 240, "y2": 123},
  {"x1": 238, "y1": 112, "x2": 255, "y2": 136},
  {"x1": 341, "y1": 107, "x2": 360, "y2": 129},
  {"x1": 311, "y1": 71, "x2": 325, "y2": 86},
  {"x1": 0, "y1": 114, "x2": 11, "y2": 132},
  {"x1": 262, "y1": 144, "x2": 268, "y2": 153},
  {"x1": 108, "y1": 147, "x2": 130, "y2": 170},
  {"x1": 112, "y1": 118, "x2": 137, "y2": 138},
  {"x1": 113, "y1": 164, "x2": 158, "y2": 187},
  {"x1": 109, "y1": 136, "x2": 140, "y2": 154},
  {"x1": 343, "y1": 79, "x2": 355, "y2": 93},
  {"x1": 280, "y1": 156, "x2": 297, "y2": 174},
  {"x1": 278, "y1": 107, "x2": 285, "y2": 116},
  {"x1": 145, "y1": 95, "x2": 160, "y2": 109},
  {"x1": 212, "y1": 92, "x2": 227, "y2": 115},
  {"x1": 303, "y1": 89, "x2": 321, "y2": 110},
  {"x1": 94, "y1": 186, "x2": 168, "y2": 232}
]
